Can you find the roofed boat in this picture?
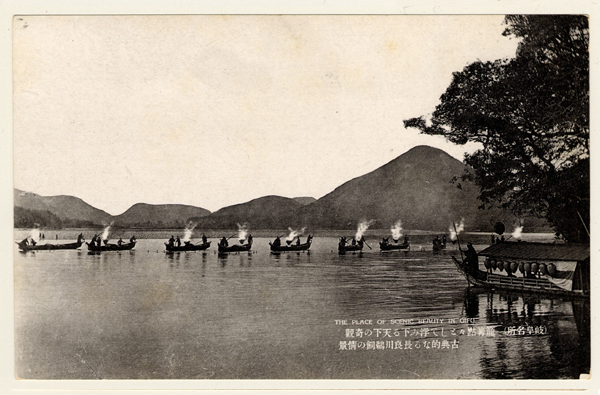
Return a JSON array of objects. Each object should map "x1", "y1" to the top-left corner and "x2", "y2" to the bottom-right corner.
[
  {"x1": 17, "y1": 234, "x2": 85, "y2": 252},
  {"x1": 270, "y1": 235, "x2": 313, "y2": 252},
  {"x1": 452, "y1": 241, "x2": 589, "y2": 298}
]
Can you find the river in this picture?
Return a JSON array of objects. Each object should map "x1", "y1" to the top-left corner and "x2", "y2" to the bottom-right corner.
[{"x1": 14, "y1": 233, "x2": 589, "y2": 379}]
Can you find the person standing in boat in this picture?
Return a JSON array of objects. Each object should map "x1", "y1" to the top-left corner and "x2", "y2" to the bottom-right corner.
[
  {"x1": 351, "y1": 237, "x2": 356, "y2": 246},
  {"x1": 273, "y1": 236, "x2": 281, "y2": 248},
  {"x1": 176, "y1": 236, "x2": 181, "y2": 247},
  {"x1": 461, "y1": 243, "x2": 479, "y2": 274},
  {"x1": 296, "y1": 236, "x2": 301, "y2": 246},
  {"x1": 117, "y1": 237, "x2": 124, "y2": 246},
  {"x1": 247, "y1": 234, "x2": 253, "y2": 245},
  {"x1": 167, "y1": 235, "x2": 175, "y2": 247},
  {"x1": 202, "y1": 234, "x2": 208, "y2": 244},
  {"x1": 220, "y1": 236, "x2": 228, "y2": 247}
]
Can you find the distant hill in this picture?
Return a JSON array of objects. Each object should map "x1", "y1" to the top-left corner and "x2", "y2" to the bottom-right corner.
[
  {"x1": 293, "y1": 197, "x2": 317, "y2": 205},
  {"x1": 190, "y1": 195, "x2": 303, "y2": 229},
  {"x1": 296, "y1": 145, "x2": 528, "y2": 231},
  {"x1": 14, "y1": 206, "x2": 65, "y2": 229},
  {"x1": 14, "y1": 146, "x2": 550, "y2": 232},
  {"x1": 114, "y1": 203, "x2": 211, "y2": 228},
  {"x1": 14, "y1": 189, "x2": 113, "y2": 226}
]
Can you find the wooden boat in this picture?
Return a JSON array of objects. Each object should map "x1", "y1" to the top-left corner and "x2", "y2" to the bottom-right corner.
[
  {"x1": 270, "y1": 235, "x2": 313, "y2": 252},
  {"x1": 338, "y1": 237, "x2": 364, "y2": 254},
  {"x1": 165, "y1": 241, "x2": 211, "y2": 252},
  {"x1": 218, "y1": 239, "x2": 252, "y2": 253},
  {"x1": 432, "y1": 238, "x2": 447, "y2": 251},
  {"x1": 379, "y1": 240, "x2": 409, "y2": 251},
  {"x1": 87, "y1": 239, "x2": 136, "y2": 252},
  {"x1": 17, "y1": 234, "x2": 85, "y2": 252},
  {"x1": 452, "y1": 241, "x2": 589, "y2": 298}
]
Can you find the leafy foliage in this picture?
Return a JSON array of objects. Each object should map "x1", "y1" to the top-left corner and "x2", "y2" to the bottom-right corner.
[{"x1": 404, "y1": 16, "x2": 589, "y2": 242}]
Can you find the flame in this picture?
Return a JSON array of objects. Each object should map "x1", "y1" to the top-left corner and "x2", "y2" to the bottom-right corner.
[
  {"x1": 355, "y1": 219, "x2": 375, "y2": 240},
  {"x1": 391, "y1": 220, "x2": 403, "y2": 240},
  {"x1": 237, "y1": 223, "x2": 249, "y2": 242},
  {"x1": 29, "y1": 226, "x2": 40, "y2": 241},
  {"x1": 512, "y1": 225, "x2": 524, "y2": 240},
  {"x1": 101, "y1": 223, "x2": 113, "y2": 241},
  {"x1": 449, "y1": 218, "x2": 465, "y2": 241},
  {"x1": 182, "y1": 222, "x2": 197, "y2": 242},
  {"x1": 286, "y1": 227, "x2": 306, "y2": 241}
]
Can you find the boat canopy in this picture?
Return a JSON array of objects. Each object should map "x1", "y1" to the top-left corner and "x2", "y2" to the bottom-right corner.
[
  {"x1": 478, "y1": 242, "x2": 589, "y2": 293},
  {"x1": 478, "y1": 242, "x2": 589, "y2": 262}
]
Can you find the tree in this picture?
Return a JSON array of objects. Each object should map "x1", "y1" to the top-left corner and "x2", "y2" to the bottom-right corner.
[{"x1": 404, "y1": 15, "x2": 589, "y2": 243}]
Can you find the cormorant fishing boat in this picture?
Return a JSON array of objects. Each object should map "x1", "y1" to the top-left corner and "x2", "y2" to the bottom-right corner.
[
  {"x1": 165, "y1": 241, "x2": 211, "y2": 252},
  {"x1": 338, "y1": 236, "x2": 365, "y2": 254},
  {"x1": 218, "y1": 237, "x2": 253, "y2": 253},
  {"x1": 270, "y1": 235, "x2": 313, "y2": 252},
  {"x1": 17, "y1": 234, "x2": 85, "y2": 252},
  {"x1": 87, "y1": 238, "x2": 136, "y2": 252},
  {"x1": 379, "y1": 237, "x2": 409, "y2": 251},
  {"x1": 452, "y1": 241, "x2": 589, "y2": 298}
]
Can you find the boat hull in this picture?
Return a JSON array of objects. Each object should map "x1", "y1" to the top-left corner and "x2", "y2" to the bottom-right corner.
[
  {"x1": 165, "y1": 242, "x2": 211, "y2": 252},
  {"x1": 270, "y1": 242, "x2": 311, "y2": 252},
  {"x1": 18, "y1": 241, "x2": 84, "y2": 251},
  {"x1": 87, "y1": 242, "x2": 136, "y2": 252},
  {"x1": 218, "y1": 242, "x2": 252, "y2": 253},
  {"x1": 379, "y1": 242, "x2": 409, "y2": 251},
  {"x1": 338, "y1": 243, "x2": 363, "y2": 253},
  {"x1": 451, "y1": 256, "x2": 588, "y2": 298}
]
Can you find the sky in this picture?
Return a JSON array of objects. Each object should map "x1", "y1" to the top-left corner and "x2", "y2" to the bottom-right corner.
[{"x1": 13, "y1": 15, "x2": 520, "y2": 215}]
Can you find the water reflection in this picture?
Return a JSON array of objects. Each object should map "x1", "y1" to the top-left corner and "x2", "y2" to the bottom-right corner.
[{"x1": 467, "y1": 288, "x2": 590, "y2": 379}]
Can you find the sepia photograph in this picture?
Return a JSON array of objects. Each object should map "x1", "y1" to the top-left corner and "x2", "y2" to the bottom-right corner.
[{"x1": 4, "y1": 3, "x2": 595, "y2": 393}]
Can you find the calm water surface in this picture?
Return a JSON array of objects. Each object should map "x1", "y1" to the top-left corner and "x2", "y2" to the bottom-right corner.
[{"x1": 15, "y1": 236, "x2": 589, "y2": 379}]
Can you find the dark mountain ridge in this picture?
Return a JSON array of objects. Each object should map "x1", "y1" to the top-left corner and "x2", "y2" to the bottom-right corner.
[
  {"x1": 114, "y1": 203, "x2": 211, "y2": 228},
  {"x1": 297, "y1": 145, "x2": 526, "y2": 231},
  {"x1": 15, "y1": 146, "x2": 547, "y2": 232},
  {"x1": 190, "y1": 195, "x2": 302, "y2": 229}
]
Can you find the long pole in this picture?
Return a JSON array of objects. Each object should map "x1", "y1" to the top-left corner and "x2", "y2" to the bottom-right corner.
[
  {"x1": 454, "y1": 223, "x2": 464, "y2": 262},
  {"x1": 453, "y1": 222, "x2": 469, "y2": 288},
  {"x1": 577, "y1": 210, "x2": 590, "y2": 237}
]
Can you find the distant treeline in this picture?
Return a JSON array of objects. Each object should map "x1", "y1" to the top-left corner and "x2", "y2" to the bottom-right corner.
[{"x1": 14, "y1": 207, "x2": 99, "y2": 229}]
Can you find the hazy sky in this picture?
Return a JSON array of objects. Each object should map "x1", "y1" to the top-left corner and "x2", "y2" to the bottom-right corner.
[{"x1": 13, "y1": 15, "x2": 519, "y2": 214}]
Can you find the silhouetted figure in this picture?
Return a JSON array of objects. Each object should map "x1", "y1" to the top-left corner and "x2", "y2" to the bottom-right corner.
[
  {"x1": 117, "y1": 238, "x2": 124, "y2": 246},
  {"x1": 461, "y1": 242, "x2": 479, "y2": 275},
  {"x1": 168, "y1": 235, "x2": 175, "y2": 247},
  {"x1": 220, "y1": 237, "x2": 228, "y2": 247},
  {"x1": 176, "y1": 236, "x2": 181, "y2": 247},
  {"x1": 272, "y1": 236, "x2": 281, "y2": 248},
  {"x1": 202, "y1": 234, "x2": 207, "y2": 244}
]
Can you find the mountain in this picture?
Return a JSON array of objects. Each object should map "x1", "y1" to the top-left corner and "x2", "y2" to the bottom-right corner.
[
  {"x1": 297, "y1": 145, "x2": 523, "y2": 231},
  {"x1": 190, "y1": 195, "x2": 303, "y2": 229},
  {"x1": 14, "y1": 189, "x2": 113, "y2": 226},
  {"x1": 14, "y1": 206, "x2": 65, "y2": 229},
  {"x1": 293, "y1": 197, "x2": 317, "y2": 205},
  {"x1": 114, "y1": 203, "x2": 211, "y2": 228}
]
